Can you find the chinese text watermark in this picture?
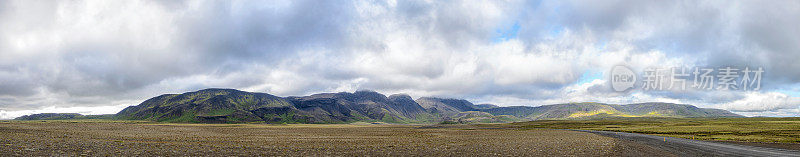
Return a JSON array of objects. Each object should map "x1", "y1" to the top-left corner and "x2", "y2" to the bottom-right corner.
[{"x1": 610, "y1": 66, "x2": 763, "y2": 92}]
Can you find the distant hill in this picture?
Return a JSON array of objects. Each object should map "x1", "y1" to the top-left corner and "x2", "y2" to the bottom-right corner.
[
  {"x1": 612, "y1": 102, "x2": 742, "y2": 117},
  {"x1": 15, "y1": 113, "x2": 82, "y2": 120},
  {"x1": 449, "y1": 111, "x2": 523, "y2": 123},
  {"x1": 14, "y1": 113, "x2": 114, "y2": 120},
  {"x1": 480, "y1": 102, "x2": 743, "y2": 120},
  {"x1": 15, "y1": 88, "x2": 744, "y2": 123},
  {"x1": 474, "y1": 104, "x2": 499, "y2": 109},
  {"x1": 479, "y1": 106, "x2": 538, "y2": 118}
]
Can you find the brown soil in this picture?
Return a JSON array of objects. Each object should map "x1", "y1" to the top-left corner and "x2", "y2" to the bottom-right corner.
[{"x1": 0, "y1": 122, "x2": 675, "y2": 156}]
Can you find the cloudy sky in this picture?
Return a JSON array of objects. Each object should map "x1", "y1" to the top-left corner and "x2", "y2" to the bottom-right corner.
[{"x1": 1, "y1": 0, "x2": 799, "y2": 119}]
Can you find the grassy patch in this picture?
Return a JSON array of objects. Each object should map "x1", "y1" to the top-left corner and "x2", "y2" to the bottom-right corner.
[{"x1": 508, "y1": 117, "x2": 800, "y2": 143}]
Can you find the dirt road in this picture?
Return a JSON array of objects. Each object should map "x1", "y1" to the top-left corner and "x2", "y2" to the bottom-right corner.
[{"x1": 578, "y1": 130, "x2": 800, "y2": 157}]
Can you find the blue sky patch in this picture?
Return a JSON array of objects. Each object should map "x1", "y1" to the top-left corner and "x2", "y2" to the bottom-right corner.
[{"x1": 492, "y1": 22, "x2": 521, "y2": 42}]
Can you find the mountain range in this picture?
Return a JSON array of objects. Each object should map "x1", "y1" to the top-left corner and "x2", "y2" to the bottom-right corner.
[{"x1": 18, "y1": 88, "x2": 743, "y2": 123}]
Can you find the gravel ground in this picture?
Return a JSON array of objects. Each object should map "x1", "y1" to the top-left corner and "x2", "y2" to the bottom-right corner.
[
  {"x1": 578, "y1": 130, "x2": 800, "y2": 157},
  {"x1": 713, "y1": 141, "x2": 800, "y2": 151},
  {"x1": 0, "y1": 122, "x2": 673, "y2": 156}
]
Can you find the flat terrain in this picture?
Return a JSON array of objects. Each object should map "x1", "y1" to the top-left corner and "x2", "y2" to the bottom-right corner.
[
  {"x1": 577, "y1": 130, "x2": 800, "y2": 157},
  {"x1": 0, "y1": 121, "x2": 670, "y2": 156},
  {"x1": 510, "y1": 117, "x2": 800, "y2": 143}
]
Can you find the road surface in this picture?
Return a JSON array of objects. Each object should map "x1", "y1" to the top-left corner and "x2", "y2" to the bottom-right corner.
[{"x1": 577, "y1": 130, "x2": 800, "y2": 157}]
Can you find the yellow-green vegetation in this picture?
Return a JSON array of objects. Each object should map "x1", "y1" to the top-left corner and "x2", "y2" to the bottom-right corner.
[
  {"x1": 646, "y1": 111, "x2": 662, "y2": 116},
  {"x1": 567, "y1": 109, "x2": 639, "y2": 118},
  {"x1": 510, "y1": 117, "x2": 800, "y2": 143}
]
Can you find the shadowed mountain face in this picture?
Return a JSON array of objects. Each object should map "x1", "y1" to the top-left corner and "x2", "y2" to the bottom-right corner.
[
  {"x1": 415, "y1": 97, "x2": 478, "y2": 117},
  {"x1": 387, "y1": 94, "x2": 430, "y2": 119},
  {"x1": 116, "y1": 89, "x2": 435, "y2": 123},
  {"x1": 116, "y1": 88, "x2": 291, "y2": 123},
  {"x1": 283, "y1": 91, "x2": 435, "y2": 123},
  {"x1": 108, "y1": 88, "x2": 742, "y2": 123}
]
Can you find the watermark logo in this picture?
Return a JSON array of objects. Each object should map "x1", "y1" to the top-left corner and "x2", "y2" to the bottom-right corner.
[
  {"x1": 610, "y1": 65, "x2": 764, "y2": 92},
  {"x1": 610, "y1": 65, "x2": 636, "y2": 92}
]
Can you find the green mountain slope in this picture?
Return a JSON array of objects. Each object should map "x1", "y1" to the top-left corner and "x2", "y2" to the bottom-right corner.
[
  {"x1": 116, "y1": 88, "x2": 292, "y2": 123},
  {"x1": 14, "y1": 88, "x2": 741, "y2": 123},
  {"x1": 284, "y1": 91, "x2": 435, "y2": 123},
  {"x1": 481, "y1": 102, "x2": 743, "y2": 120},
  {"x1": 449, "y1": 111, "x2": 524, "y2": 123},
  {"x1": 115, "y1": 89, "x2": 435, "y2": 123},
  {"x1": 612, "y1": 102, "x2": 742, "y2": 117}
]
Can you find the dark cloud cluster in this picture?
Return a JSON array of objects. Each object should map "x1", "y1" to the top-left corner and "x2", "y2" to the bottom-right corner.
[{"x1": 0, "y1": 0, "x2": 798, "y2": 118}]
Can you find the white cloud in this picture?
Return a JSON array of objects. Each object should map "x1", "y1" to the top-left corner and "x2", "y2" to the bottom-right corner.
[
  {"x1": 715, "y1": 92, "x2": 800, "y2": 112},
  {"x1": 734, "y1": 109, "x2": 800, "y2": 117},
  {"x1": 1, "y1": 0, "x2": 800, "y2": 118}
]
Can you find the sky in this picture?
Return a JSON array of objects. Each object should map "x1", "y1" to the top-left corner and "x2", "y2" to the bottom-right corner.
[{"x1": 1, "y1": 0, "x2": 799, "y2": 119}]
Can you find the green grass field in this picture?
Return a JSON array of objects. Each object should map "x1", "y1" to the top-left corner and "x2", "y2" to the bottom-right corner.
[{"x1": 507, "y1": 117, "x2": 800, "y2": 143}]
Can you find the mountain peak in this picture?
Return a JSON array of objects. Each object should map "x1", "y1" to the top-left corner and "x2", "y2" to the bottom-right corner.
[
  {"x1": 108, "y1": 88, "x2": 743, "y2": 124},
  {"x1": 195, "y1": 88, "x2": 246, "y2": 93},
  {"x1": 416, "y1": 97, "x2": 478, "y2": 117},
  {"x1": 353, "y1": 90, "x2": 382, "y2": 96},
  {"x1": 388, "y1": 94, "x2": 412, "y2": 100}
]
